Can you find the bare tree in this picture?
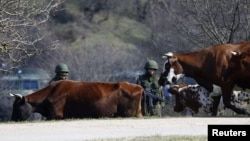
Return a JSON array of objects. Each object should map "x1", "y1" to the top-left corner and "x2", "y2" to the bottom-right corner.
[
  {"x1": 145, "y1": 0, "x2": 250, "y2": 53},
  {"x1": 62, "y1": 45, "x2": 144, "y2": 82},
  {"x1": 0, "y1": 0, "x2": 64, "y2": 71}
]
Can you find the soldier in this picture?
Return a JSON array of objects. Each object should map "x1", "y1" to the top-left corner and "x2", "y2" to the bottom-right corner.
[
  {"x1": 136, "y1": 60, "x2": 165, "y2": 117},
  {"x1": 49, "y1": 63, "x2": 69, "y2": 84}
]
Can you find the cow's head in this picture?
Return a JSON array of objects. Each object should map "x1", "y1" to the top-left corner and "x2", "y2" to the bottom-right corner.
[
  {"x1": 168, "y1": 84, "x2": 188, "y2": 112},
  {"x1": 10, "y1": 93, "x2": 33, "y2": 121},
  {"x1": 223, "y1": 51, "x2": 250, "y2": 90},
  {"x1": 168, "y1": 84, "x2": 213, "y2": 114},
  {"x1": 159, "y1": 52, "x2": 184, "y2": 86}
]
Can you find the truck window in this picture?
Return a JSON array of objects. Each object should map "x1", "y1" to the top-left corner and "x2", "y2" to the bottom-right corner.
[
  {"x1": 0, "y1": 80, "x2": 39, "y2": 90},
  {"x1": 22, "y1": 80, "x2": 39, "y2": 89}
]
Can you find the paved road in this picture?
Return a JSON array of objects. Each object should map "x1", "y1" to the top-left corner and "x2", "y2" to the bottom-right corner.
[{"x1": 0, "y1": 117, "x2": 249, "y2": 141}]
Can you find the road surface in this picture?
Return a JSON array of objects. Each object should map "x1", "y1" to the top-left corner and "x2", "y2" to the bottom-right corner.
[{"x1": 0, "y1": 117, "x2": 249, "y2": 141}]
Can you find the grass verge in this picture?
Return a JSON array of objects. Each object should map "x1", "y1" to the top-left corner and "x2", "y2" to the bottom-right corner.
[{"x1": 87, "y1": 135, "x2": 207, "y2": 141}]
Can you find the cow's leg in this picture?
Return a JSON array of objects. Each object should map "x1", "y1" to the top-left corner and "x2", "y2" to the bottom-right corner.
[
  {"x1": 51, "y1": 99, "x2": 65, "y2": 120},
  {"x1": 136, "y1": 109, "x2": 143, "y2": 118},
  {"x1": 136, "y1": 93, "x2": 143, "y2": 118},
  {"x1": 53, "y1": 107, "x2": 64, "y2": 119},
  {"x1": 211, "y1": 95, "x2": 221, "y2": 116},
  {"x1": 46, "y1": 107, "x2": 64, "y2": 120}
]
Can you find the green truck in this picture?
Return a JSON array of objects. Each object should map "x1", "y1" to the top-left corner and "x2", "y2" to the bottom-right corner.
[{"x1": 0, "y1": 67, "x2": 50, "y2": 96}]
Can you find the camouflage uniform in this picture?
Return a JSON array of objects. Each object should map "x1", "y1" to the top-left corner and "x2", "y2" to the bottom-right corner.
[
  {"x1": 49, "y1": 63, "x2": 69, "y2": 84},
  {"x1": 136, "y1": 60, "x2": 165, "y2": 117}
]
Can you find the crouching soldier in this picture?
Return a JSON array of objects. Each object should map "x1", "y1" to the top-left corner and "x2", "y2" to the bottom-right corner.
[{"x1": 136, "y1": 60, "x2": 165, "y2": 117}]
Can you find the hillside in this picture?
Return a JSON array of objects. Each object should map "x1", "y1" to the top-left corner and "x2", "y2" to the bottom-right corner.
[{"x1": 27, "y1": 1, "x2": 163, "y2": 82}]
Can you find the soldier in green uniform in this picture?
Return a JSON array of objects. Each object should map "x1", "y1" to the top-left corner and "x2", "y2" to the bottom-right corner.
[
  {"x1": 136, "y1": 60, "x2": 165, "y2": 117},
  {"x1": 49, "y1": 63, "x2": 69, "y2": 84}
]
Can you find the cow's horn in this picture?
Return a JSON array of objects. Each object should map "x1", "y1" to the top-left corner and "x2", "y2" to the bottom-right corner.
[
  {"x1": 165, "y1": 52, "x2": 174, "y2": 56},
  {"x1": 162, "y1": 52, "x2": 174, "y2": 58},
  {"x1": 9, "y1": 93, "x2": 23, "y2": 99},
  {"x1": 231, "y1": 51, "x2": 237, "y2": 55}
]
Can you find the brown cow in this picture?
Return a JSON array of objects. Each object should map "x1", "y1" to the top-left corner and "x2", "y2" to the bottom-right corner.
[
  {"x1": 168, "y1": 84, "x2": 250, "y2": 115},
  {"x1": 10, "y1": 80, "x2": 144, "y2": 121},
  {"x1": 159, "y1": 41, "x2": 250, "y2": 116}
]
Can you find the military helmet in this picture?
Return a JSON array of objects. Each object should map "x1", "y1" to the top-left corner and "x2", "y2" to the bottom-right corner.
[
  {"x1": 55, "y1": 63, "x2": 69, "y2": 73},
  {"x1": 144, "y1": 60, "x2": 159, "y2": 70}
]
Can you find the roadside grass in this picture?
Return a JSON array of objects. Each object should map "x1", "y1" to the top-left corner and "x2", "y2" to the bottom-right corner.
[{"x1": 87, "y1": 135, "x2": 207, "y2": 141}]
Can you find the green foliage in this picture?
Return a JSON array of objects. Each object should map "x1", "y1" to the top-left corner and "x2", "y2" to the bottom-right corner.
[
  {"x1": 65, "y1": 1, "x2": 81, "y2": 15},
  {"x1": 71, "y1": 31, "x2": 136, "y2": 50},
  {"x1": 96, "y1": 13, "x2": 150, "y2": 41},
  {"x1": 69, "y1": 13, "x2": 150, "y2": 50}
]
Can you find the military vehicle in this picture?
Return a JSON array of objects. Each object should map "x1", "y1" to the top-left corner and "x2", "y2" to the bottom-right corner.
[{"x1": 0, "y1": 67, "x2": 50, "y2": 96}]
